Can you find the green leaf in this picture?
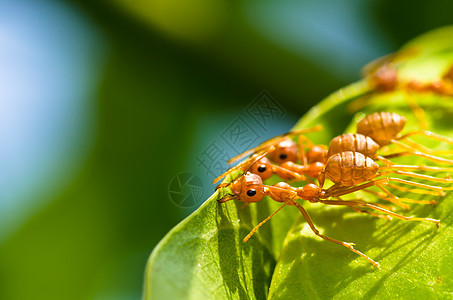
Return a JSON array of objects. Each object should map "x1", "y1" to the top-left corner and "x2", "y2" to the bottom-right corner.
[
  {"x1": 268, "y1": 27, "x2": 453, "y2": 299},
  {"x1": 145, "y1": 26, "x2": 453, "y2": 299}
]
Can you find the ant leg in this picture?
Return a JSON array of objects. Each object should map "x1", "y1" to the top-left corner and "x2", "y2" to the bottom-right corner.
[
  {"x1": 323, "y1": 183, "x2": 379, "y2": 204},
  {"x1": 347, "y1": 93, "x2": 374, "y2": 113},
  {"x1": 376, "y1": 155, "x2": 395, "y2": 166},
  {"x1": 381, "y1": 164, "x2": 453, "y2": 173},
  {"x1": 386, "y1": 177, "x2": 445, "y2": 193},
  {"x1": 361, "y1": 189, "x2": 409, "y2": 209},
  {"x1": 291, "y1": 200, "x2": 380, "y2": 268},
  {"x1": 214, "y1": 157, "x2": 249, "y2": 183},
  {"x1": 217, "y1": 194, "x2": 236, "y2": 203},
  {"x1": 318, "y1": 199, "x2": 439, "y2": 226},
  {"x1": 298, "y1": 135, "x2": 312, "y2": 165},
  {"x1": 285, "y1": 125, "x2": 324, "y2": 138},
  {"x1": 376, "y1": 184, "x2": 437, "y2": 206},
  {"x1": 392, "y1": 132, "x2": 453, "y2": 156},
  {"x1": 327, "y1": 179, "x2": 401, "y2": 197},
  {"x1": 216, "y1": 183, "x2": 230, "y2": 189},
  {"x1": 402, "y1": 138, "x2": 453, "y2": 156},
  {"x1": 335, "y1": 197, "x2": 392, "y2": 220},
  {"x1": 243, "y1": 204, "x2": 286, "y2": 243},
  {"x1": 329, "y1": 178, "x2": 443, "y2": 199},
  {"x1": 397, "y1": 130, "x2": 453, "y2": 146},
  {"x1": 386, "y1": 182, "x2": 443, "y2": 196},
  {"x1": 405, "y1": 91, "x2": 428, "y2": 130},
  {"x1": 326, "y1": 185, "x2": 401, "y2": 209},
  {"x1": 214, "y1": 148, "x2": 273, "y2": 183},
  {"x1": 317, "y1": 171, "x2": 327, "y2": 189},
  {"x1": 325, "y1": 183, "x2": 350, "y2": 194},
  {"x1": 228, "y1": 125, "x2": 323, "y2": 164},
  {"x1": 272, "y1": 164, "x2": 308, "y2": 182},
  {"x1": 383, "y1": 151, "x2": 453, "y2": 165},
  {"x1": 350, "y1": 206, "x2": 392, "y2": 220},
  {"x1": 240, "y1": 203, "x2": 250, "y2": 210},
  {"x1": 384, "y1": 140, "x2": 453, "y2": 165},
  {"x1": 377, "y1": 170, "x2": 453, "y2": 184},
  {"x1": 397, "y1": 138, "x2": 453, "y2": 157},
  {"x1": 227, "y1": 138, "x2": 279, "y2": 165}
]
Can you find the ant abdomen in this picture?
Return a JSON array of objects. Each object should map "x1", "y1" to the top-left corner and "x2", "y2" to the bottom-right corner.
[
  {"x1": 325, "y1": 151, "x2": 379, "y2": 186},
  {"x1": 357, "y1": 112, "x2": 406, "y2": 146},
  {"x1": 328, "y1": 133, "x2": 379, "y2": 159}
]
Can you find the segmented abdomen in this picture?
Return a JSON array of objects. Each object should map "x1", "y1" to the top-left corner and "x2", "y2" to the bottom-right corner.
[
  {"x1": 328, "y1": 133, "x2": 379, "y2": 159},
  {"x1": 325, "y1": 151, "x2": 379, "y2": 186},
  {"x1": 356, "y1": 112, "x2": 406, "y2": 146}
]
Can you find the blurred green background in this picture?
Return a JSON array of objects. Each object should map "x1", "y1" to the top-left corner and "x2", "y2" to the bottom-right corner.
[{"x1": 1, "y1": 0, "x2": 453, "y2": 299}]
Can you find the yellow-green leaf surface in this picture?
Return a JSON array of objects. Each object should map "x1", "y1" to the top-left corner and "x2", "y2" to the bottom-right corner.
[{"x1": 145, "y1": 26, "x2": 453, "y2": 299}]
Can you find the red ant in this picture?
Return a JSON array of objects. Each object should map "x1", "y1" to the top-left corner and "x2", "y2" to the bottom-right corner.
[{"x1": 216, "y1": 171, "x2": 439, "y2": 268}]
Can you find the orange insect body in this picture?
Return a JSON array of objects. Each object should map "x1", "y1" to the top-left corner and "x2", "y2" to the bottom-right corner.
[
  {"x1": 369, "y1": 64, "x2": 453, "y2": 96},
  {"x1": 444, "y1": 65, "x2": 453, "y2": 82},
  {"x1": 247, "y1": 112, "x2": 453, "y2": 183},
  {"x1": 213, "y1": 151, "x2": 309, "y2": 184},
  {"x1": 216, "y1": 173, "x2": 302, "y2": 205},
  {"x1": 226, "y1": 125, "x2": 323, "y2": 166},
  {"x1": 320, "y1": 151, "x2": 451, "y2": 194},
  {"x1": 246, "y1": 135, "x2": 380, "y2": 183},
  {"x1": 268, "y1": 138, "x2": 298, "y2": 164},
  {"x1": 354, "y1": 112, "x2": 453, "y2": 166},
  {"x1": 306, "y1": 145, "x2": 328, "y2": 164},
  {"x1": 216, "y1": 171, "x2": 440, "y2": 268},
  {"x1": 227, "y1": 172, "x2": 265, "y2": 203},
  {"x1": 328, "y1": 133, "x2": 380, "y2": 159},
  {"x1": 370, "y1": 65, "x2": 398, "y2": 91},
  {"x1": 237, "y1": 111, "x2": 453, "y2": 186},
  {"x1": 279, "y1": 161, "x2": 325, "y2": 179},
  {"x1": 356, "y1": 112, "x2": 406, "y2": 146},
  {"x1": 248, "y1": 156, "x2": 307, "y2": 181},
  {"x1": 325, "y1": 152, "x2": 379, "y2": 186}
]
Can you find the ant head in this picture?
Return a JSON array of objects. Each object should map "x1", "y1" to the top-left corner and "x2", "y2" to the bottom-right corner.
[
  {"x1": 443, "y1": 64, "x2": 453, "y2": 82},
  {"x1": 372, "y1": 65, "x2": 398, "y2": 91},
  {"x1": 307, "y1": 145, "x2": 328, "y2": 164},
  {"x1": 300, "y1": 183, "x2": 319, "y2": 201},
  {"x1": 218, "y1": 173, "x2": 265, "y2": 203},
  {"x1": 269, "y1": 138, "x2": 297, "y2": 164},
  {"x1": 249, "y1": 155, "x2": 274, "y2": 180}
]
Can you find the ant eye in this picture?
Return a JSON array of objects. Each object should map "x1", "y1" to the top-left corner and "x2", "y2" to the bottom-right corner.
[
  {"x1": 246, "y1": 189, "x2": 257, "y2": 197},
  {"x1": 257, "y1": 165, "x2": 266, "y2": 173},
  {"x1": 279, "y1": 154, "x2": 287, "y2": 160}
]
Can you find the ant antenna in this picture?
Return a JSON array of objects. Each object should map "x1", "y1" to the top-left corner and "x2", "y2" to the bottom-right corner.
[
  {"x1": 227, "y1": 125, "x2": 323, "y2": 164},
  {"x1": 212, "y1": 149, "x2": 271, "y2": 184}
]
